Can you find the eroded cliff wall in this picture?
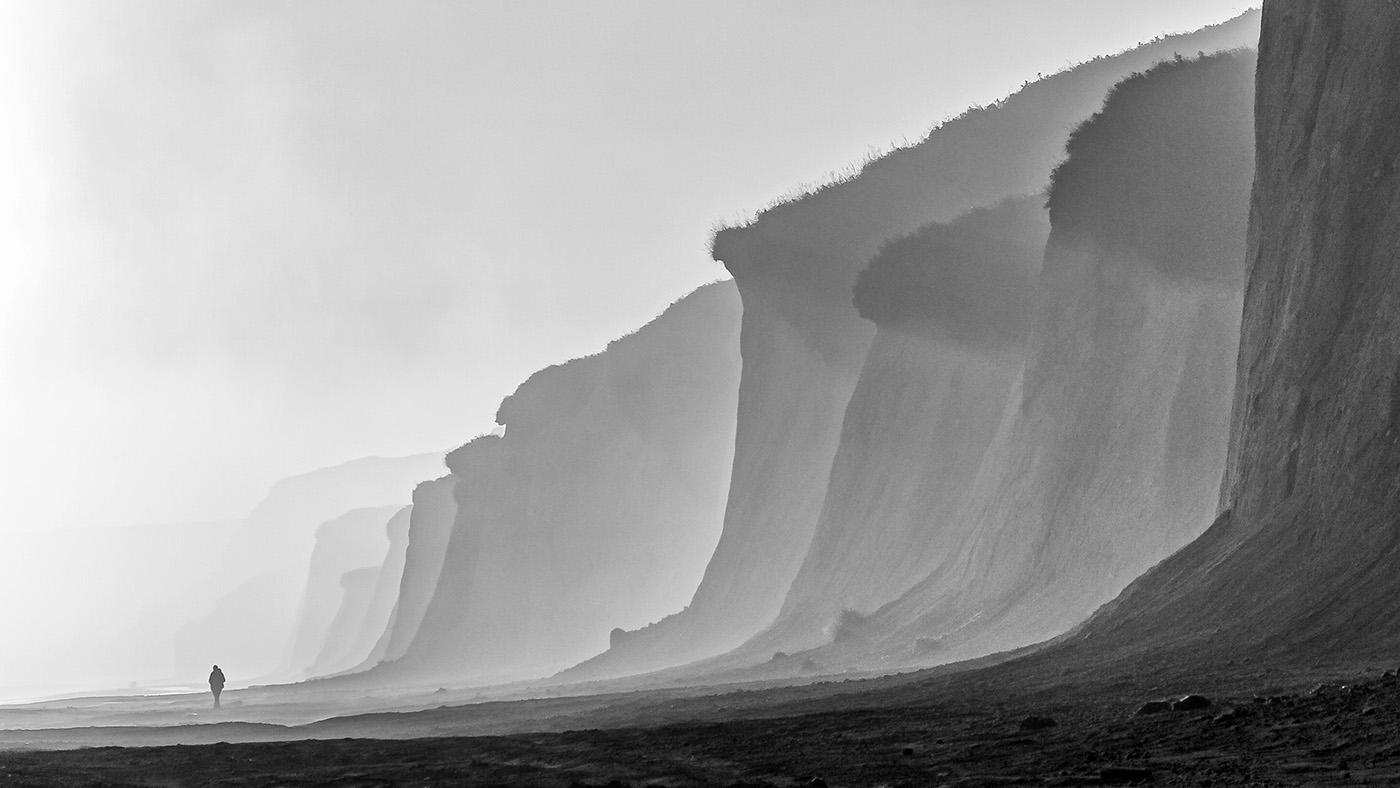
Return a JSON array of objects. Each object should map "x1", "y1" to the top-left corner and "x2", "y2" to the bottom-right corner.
[
  {"x1": 795, "y1": 51, "x2": 1257, "y2": 673},
  {"x1": 571, "y1": 12, "x2": 1261, "y2": 682},
  {"x1": 1076, "y1": 1, "x2": 1400, "y2": 662},
  {"x1": 311, "y1": 504, "x2": 412, "y2": 677},
  {"x1": 281, "y1": 505, "x2": 401, "y2": 679},
  {"x1": 714, "y1": 197, "x2": 1047, "y2": 664},
  {"x1": 368, "y1": 477, "x2": 458, "y2": 667},
  {"x1": 378, "y1": 281, "x2": 742, "y2": 684},
  {"x1": 306, "y1": 566, "x2": 380, "y2": 678}
]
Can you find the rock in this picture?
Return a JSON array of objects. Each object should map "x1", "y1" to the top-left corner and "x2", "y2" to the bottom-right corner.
[
  {"x1": 1019, "y1": 715, "x2": 1058, "y2": 730},
  {"x1": 1212, "y1": 707, "x2": 1249, "y2": 724},
  {"x1": 808, "y1": 778, "x2": 828, "y2": 788},
  {"x1": 1099, "y1": 766, "x2": 1154, "y2": 784},
  {"x1": 901, "y1": 747, "x2": 914, "y2": 757},
  {"x1": 1135, "y1": 700, "x2": 1172, "y2": 715},
  {"x1": 1173, "y1": 694, "x2": 1212, "y2": 711}
]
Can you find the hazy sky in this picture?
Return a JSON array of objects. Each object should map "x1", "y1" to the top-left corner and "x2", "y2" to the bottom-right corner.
[{"x1": 0, "y1": 0, "x2": 1254, "y2": 533}]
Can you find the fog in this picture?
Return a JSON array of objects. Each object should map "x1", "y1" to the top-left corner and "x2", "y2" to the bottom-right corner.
[{"x1": 0, "y1": 0, "x2": 1252, "y2": 702}]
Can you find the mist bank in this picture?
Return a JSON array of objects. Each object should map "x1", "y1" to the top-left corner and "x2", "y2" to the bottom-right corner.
[
  {"x1": 1071, "y1": 2, "x2": 1400, "y2": 663},
  {"x1": 0, "y1": 454, "x2": 442, "y2": 701},
  {"x1": 567, "y1": 10, "x2": 1260, "y2": 684},
  {"x1": 170, "y1": 454, "x2": 445, "y2": 682},
  {"x1": 365, "y1": 281, "x2": 741, "y2": 685}
]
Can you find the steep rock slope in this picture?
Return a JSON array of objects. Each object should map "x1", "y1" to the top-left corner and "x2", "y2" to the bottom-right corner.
[
  {"x1": 1076, "y1": 1, "x2": 1400, "y2": 662},
  {"x1": 720, "y1": 196, "x2": 1048, "y2": 663},
  {"x1": 280, "y1": 506, "x2": 401, "y2": 680},
  {"x1": 305, "y1": 566, "x2": 380, "y2": 678},
  {"x1": 571, "y1": 12, "x2": 1260, "y2": 682},
  {"x1": 796, "y1": 51, "x2": 1256, "y2": 672},
  {"x1": 310, "y1": 504, "x2": 412, "y2": 677},
  {"x1": 376, "y1": 281, "x2": 742, "y2": 684},
  {"x1": 365, "y1": 477, "x2": 458, "y2": 668}
]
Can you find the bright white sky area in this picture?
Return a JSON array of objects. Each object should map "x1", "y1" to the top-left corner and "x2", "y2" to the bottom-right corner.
[{"x1": 0, "y1": 0, "x2": 1255, "y2": 534}]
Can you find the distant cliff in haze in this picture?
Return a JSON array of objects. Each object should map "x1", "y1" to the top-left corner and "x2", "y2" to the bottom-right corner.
[
  {"x1": 305, "y1": 505, "x2": 413, "y2": 678},
  {"x1": 566, "y1": 11, "x2": 1260, "y2": 683},
  {"x1": 356, "y1": 478, "x2": 456, "y2": 670},
  {"x1": 369, "y1": 281, "x2": 741, "y2": 685},
  {"x1": 278, "y1": 506, "x2": 401, "y2": 680},
  {"x1": 169, "y1": 453, "x2": 444, "y2": 681}
]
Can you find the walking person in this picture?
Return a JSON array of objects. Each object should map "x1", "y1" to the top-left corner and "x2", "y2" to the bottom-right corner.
[{"x1": 209, "y1": 664, "x2": 226, "y2": 708}]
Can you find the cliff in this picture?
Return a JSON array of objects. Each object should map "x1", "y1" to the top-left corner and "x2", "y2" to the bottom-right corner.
[
  {"x1": 305, "y1": 566, "x2": 380, "y2": 678},
  {"x1": 569, "y1": 12, "x2": 1261, "y2": 682},
  {"x1": 709, "y1": 197, "x2": 1047, "y2": 664},
  {"x1": 374, "y1": 281, "x2": 741, "y2": 684},
  {"x1": 1074, "y1": 1, "x2": 1400, "y2": 663},
  {"x1": 364, "y1": 477, "x2": 458, "y2": 667},
  {"x1": 788, "y1": 50, "x2": 1255, "y2": 673},
  {"x1": 167, "y1": 453, "x2": 444, "y2": 680},
  {"x1": 280, "y1": 505, "x2": 401, "y2": 680},
  {"x1": 309, "y1": 504, "x2": 412, "y2": 677}
]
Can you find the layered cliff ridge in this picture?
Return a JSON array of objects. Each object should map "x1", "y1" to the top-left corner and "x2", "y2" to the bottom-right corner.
[
  {"x1": 568, "y1": 12, "x2": 1260, "y2": 683},
  {"x1": 364, "y1": 476, "x2": 458, "y2": 668},
  {"x1": 307, "y1": 504, "x2": 413, "y2": 678},
  {"x1": 1072, "y1": 2, "x2": 1400, "y2": 663},
  {"x1": 372, "y1": 281, "x2": 742, "y2": 684},
  {"x1": 281, "y1": 506, "x2": 402, "y2": 680},
  {"x1": 168, "y1": 453, "x2": 443, "y2": 681},
  {"x1": 776, "y1": 49, "x2": 1255, "y2": 674},
  {"x1": 709, "y1": 196, "x2": 1048, "y2": 665},
  {"x1": 306, "y1": 567, "x2": 379, "y2": 679}
]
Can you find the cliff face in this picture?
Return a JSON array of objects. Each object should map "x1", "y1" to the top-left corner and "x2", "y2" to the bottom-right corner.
[
  {"x1": 281, "y1": 506, "x2": 401, "y2": 680},
  {"x1": 367, "y1": 477, "x2": 458, "y2": 666},
  {"x1": 712, "y1": 197, "x2": 1047, "y2": 662},
  {"x1": 571, "y1": 12, "x2": 1261, "y2": 682},
  {"x1": 306, "y1": 566, "x2": 380, "y2": 678},
  {"x1": 378, "y1": 281, "x2": 741, "y2": 684},
  {"x1": 310, "y1": 504, "x2": 412, "y2": 678},
  {"x1": 792, "y1": 51, "x2": 1255, "y2": 671},
  {"x1": 1076, "y1": 2, "x2": 1400, "y2": 661}
]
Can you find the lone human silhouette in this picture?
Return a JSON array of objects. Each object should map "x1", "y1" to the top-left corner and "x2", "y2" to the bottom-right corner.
[{"x1": 209, "y1": 665, "x2": 226, "y2": 708}]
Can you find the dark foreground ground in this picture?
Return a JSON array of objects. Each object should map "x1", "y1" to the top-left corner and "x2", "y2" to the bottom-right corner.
[{"x1": 5, "y1": 650, "x2": 1400, "y2": 788}]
